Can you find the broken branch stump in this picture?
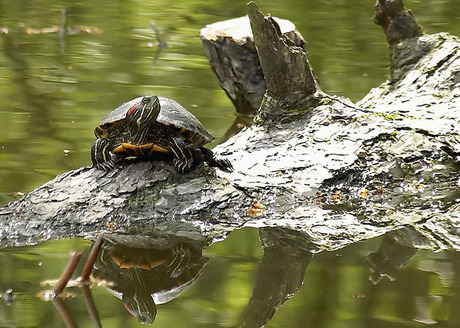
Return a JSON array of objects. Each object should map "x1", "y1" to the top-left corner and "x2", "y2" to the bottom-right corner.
[{"x1": 200, "y1": 15, "x2": 305, "y2": 115}]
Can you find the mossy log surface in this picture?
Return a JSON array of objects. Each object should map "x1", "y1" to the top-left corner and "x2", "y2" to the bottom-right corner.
[{"x1": 0, "y1": 1, "x2": 459, "y2": 253}]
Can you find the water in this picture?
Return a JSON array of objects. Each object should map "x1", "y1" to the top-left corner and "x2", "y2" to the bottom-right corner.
[
  {"x1": 1, "y1": 227, "x2": 460, "y2": 327},
  {"x1": 0, "y1": 0, "x2": 459, "y2": 327}
]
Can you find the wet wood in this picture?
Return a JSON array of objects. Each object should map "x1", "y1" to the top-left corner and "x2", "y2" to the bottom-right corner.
[
  {"x1": 373, "y1": 0, "x2": 426, "y2": 81},
  {"x1": 200, "y1": 15, "x2": 306, "y2": 115},
  {"x1": 53, "y1": 251, "x2": 82, "y2": 296},
  {"x1": 373, "y1": 0, "x2": 423, "y2": 45},
  {"x1": 0, "y1": 1, "x2": 459, "y2": 254},
  {"x1": 247, "y1": 2, "x2": 320, "y2": 120}
]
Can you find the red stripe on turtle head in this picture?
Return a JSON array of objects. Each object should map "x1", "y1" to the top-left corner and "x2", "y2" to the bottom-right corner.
[
  {"x1": 127, "y1": 102, "x2": 142, "y2": 115},
  {"x1": 124, "y1": 302, "x2": 137, "y2": 316}
]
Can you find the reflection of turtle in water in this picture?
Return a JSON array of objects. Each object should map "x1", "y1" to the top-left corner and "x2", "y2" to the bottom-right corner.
[{"x1": 91, "y1": 234, "x2": 210, "y2": 324}]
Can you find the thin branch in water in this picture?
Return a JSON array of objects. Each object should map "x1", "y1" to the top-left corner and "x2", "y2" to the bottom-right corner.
[
  {"x1": 79, "y1": 234, "x2": 104, "y2": 283},
  {"x1": 53, "y1": 251, "x2": 82, "y2": 297},
  {"x1": 53, "y1": 296, "x2": 78, "y2": 328},
  {"x1": 82, "y1": 284, "x2": 102, "y2": 328}
]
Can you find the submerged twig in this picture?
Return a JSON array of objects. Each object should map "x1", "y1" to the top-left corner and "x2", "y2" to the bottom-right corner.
[
  {"x1": 80, "y1": 234, "x2": 103, "y2": 283},
  {"x1": 53, "y1": 295, "x2": 78, "y2": 328},
  {"x1": 53, "y1": 251, "x2": 82, "y2": 297},
  {"x1": 82, "y1": 284, "x2": 102, "y2": 328}
]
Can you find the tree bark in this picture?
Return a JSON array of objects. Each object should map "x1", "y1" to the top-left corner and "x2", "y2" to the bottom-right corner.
[
  {"x1": 200, "y1": 15, "x2": 305, "y2": 116},
  {"x1": 247, "y1": 2, "x2": 320, "y2": 119},
  {"x1": 373, "y1": 0, "x2": 423, "y2": 45}
]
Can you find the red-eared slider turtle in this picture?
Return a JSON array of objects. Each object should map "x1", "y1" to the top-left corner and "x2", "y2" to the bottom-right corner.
[
  {"x1": 92, "y1": 236, "x2": 210, "y2": 324},
  {"x1": 91, "y1": 95, "x2": 233, "y2": 172}
]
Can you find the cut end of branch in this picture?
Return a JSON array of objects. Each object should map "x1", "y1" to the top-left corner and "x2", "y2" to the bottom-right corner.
[{"x1": 200, "y1": 13, "x2": 305, "y2": 115}]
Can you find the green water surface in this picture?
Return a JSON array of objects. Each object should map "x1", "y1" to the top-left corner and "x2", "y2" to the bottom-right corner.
[{"x1": 0, "y1": 1, "x2": 459, "y2": 327}]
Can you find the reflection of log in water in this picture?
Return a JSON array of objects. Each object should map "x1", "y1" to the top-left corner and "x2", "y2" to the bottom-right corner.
[
  {"x1": 22, "y1": 8, "x2": 104, "y2": 54},
  {"x1": 368, "y1": 227, "x2": 422, "y2": 284},
  {"x1": 243, "y1": 228, "x2": 314, "y2": 328}
]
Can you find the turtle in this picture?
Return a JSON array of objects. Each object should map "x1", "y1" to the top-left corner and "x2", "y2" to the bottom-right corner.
[
  {"x1": 90, "y1": 95, "x2": 233, "y2": 172},
  {"x1": 92, "y1": 235, "x2": 210, "y2": 324}
]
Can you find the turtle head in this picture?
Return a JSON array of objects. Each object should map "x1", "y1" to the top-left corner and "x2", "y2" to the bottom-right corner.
[
  {"x1": 127, "y1": 95, "x2": 160, "y2": 145},
  {"x1": 123, "y1": 291, "x2": 157, "y2": 324}
]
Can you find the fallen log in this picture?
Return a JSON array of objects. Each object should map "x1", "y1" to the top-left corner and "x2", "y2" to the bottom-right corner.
[{"x1": 0, "y1": 1, "x2": 459, "y2": 253}]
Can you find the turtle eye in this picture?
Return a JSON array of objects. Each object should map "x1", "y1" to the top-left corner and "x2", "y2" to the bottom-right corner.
[{"x1": 142, "y1": 96, "x2": 151, "y2": 103}]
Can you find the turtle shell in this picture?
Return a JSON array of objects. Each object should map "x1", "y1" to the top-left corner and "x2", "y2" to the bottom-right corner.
[
  {"x1": 92, "y1": 235, "x2": 211, "y2": 323},
  {"x1": 97, "y1": 96, "x2": 214, "y2": 147}
]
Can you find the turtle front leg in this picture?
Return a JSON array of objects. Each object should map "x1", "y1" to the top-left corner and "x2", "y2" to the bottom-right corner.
[
  {"x1": 91, "y1": 138, "x2": 116, "y2": 171},
  {"x1": 167, "y1": 137, "x2": 194, "y2": 172}
]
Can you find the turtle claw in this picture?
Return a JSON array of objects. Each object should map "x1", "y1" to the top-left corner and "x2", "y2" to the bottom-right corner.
[
  {"x1": 215, "y1": 158, "x2": 234, "y2": 172},
  {"x1": 197, "y1": 147, "x2": 233, "y2": 172}
]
